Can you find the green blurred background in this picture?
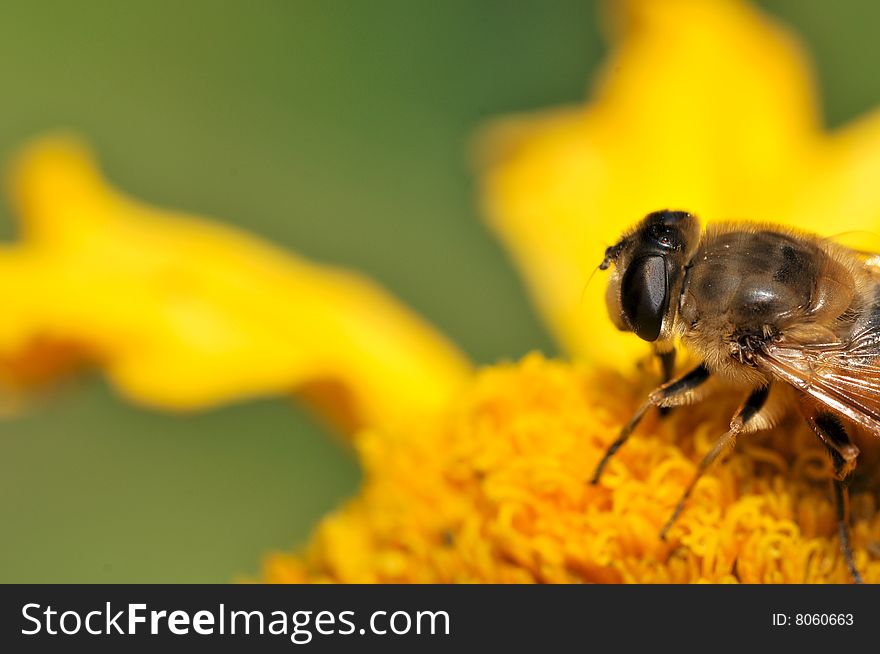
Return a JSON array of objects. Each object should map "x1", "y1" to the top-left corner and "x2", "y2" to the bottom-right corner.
[{"x1": 0, "y1": 0, "x2": 876, "y2": 582}]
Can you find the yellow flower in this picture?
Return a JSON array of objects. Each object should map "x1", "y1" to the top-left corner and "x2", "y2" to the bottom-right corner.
[
  {"x1": 262, "y1": 0, "x2": 880, "y2": 583},
  {"x1": 264, "y1": 355, "x2": 880, "y2": 583},
  {"x1": 4, "y1": 0, "x2": 880, "y2": 583}
]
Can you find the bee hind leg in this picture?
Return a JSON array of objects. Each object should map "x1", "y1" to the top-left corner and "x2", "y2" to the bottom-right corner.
[
  {"x1": 798, "y1": 405, "x2": 863, "y2": 584},
  {"x1": 659, "y1": 385, "x2": 771, "y2": 540},
  {"x1": 832, "y1": 478, "x2": 863, "y2": 584},
  {"x1": 591, "y1": 363, "x2": 710, "y2": 485}
]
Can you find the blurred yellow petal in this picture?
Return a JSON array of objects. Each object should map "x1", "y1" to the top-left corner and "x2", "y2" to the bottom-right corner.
[
  {"x1": 0, "y1": 136, "x2": 472, "y2": 430},
  {"x1": 479, "y1": 0, "x2": 880, "y2": 369}
]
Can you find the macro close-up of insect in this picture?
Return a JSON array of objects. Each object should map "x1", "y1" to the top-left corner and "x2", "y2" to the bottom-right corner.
[{"x1": 592, "y1": 210, "x2": 880, "y2": 584}]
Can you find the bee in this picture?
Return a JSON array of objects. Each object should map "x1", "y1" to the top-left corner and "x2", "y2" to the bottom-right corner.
[{"x1": 592, "y1": 209, "x2": 880, "y2": 583}]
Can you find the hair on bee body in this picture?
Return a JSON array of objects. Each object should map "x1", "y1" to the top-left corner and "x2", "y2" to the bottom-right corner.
[{"x1": 594, "y1": 209, "x2": 880, "y2": 583}]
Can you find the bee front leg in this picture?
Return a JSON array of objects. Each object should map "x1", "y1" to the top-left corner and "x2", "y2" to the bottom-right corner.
[
  {"x1": 659, "y1": 385, "x2": 771, "y2": 540},
  {"x1": 656, "y1": 346, "x2": 677, "y2": 384},
  {"x1": 798, "y1": 405, "x2": 863, "y2": 584},
  {"x1": 590, "y1": 363, "x2": 710, "y2": 485},
  {"x1": 655, "y1": 346, "x2": 677, "y2": 417}
]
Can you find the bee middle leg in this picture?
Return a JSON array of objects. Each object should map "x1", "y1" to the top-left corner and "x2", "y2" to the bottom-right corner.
[
  {"x1": 798, "y1": 404, "x2": 863, "y2": 584},
  {"x1": 659, "y1": 385, "x2": 771, "y2": 540},
  {"x1": 591, "y1": 363, "x2": 710, "y2": 484}
]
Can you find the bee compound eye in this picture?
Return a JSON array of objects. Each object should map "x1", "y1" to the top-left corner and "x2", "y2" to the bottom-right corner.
[{"x1": 620, "y1": 255, "x2": 669, "y2": 342}]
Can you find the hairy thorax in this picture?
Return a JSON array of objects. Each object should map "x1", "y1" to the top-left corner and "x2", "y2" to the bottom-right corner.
[{"x1": 676, "y1": 225, "x2": 860, "y2": 385}]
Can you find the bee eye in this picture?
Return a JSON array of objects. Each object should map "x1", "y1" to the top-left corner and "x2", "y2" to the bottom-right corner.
[
  {"x1": 648, "y1": 223, "x2": 678, "y2": 250},
  {"x1": 620, "y1": 255, "x2": 669, "y2": 342}
]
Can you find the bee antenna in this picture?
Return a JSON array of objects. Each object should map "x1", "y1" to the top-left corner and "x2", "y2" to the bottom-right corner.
[
  {"x1": 580, "y1": 264, "x2": 603, "y2": 307},
  {"x1": 581, "y1": 239, "x2": 624, "y2": 305}
]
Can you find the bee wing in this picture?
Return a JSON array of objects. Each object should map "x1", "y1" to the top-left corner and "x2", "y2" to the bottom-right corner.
[
  {"x1": 853, "y1": 251, "x2": 880, "y2": 277},
  {"x1": 755, "y1": 329, "x2": 880, "y2": 435}
]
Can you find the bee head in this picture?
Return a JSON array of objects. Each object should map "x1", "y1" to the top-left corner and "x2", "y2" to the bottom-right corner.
[{"x1": 601, "y1": 210, "x2": 700, "y2": 342}]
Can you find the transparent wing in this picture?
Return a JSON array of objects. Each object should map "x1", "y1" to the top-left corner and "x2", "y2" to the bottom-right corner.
[{"x1": 756, "y1": 323, "x2": 880, "y2": 436}]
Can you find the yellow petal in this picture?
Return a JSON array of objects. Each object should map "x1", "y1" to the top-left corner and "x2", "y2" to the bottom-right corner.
[
  {"x1": 0, "y1": 135, "x2": 472, "y2": 431},
  {"x1": 479, "y1": 0, "x2": 880, "y2": 369}
]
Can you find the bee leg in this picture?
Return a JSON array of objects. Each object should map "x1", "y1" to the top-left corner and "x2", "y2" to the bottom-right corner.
[
  {"x1": 798, "y1": 409, "x2": 859, "y2": 479},
  {"x1": 799, "y1": 407, "x2": 863, "y2": 584},
  {"x1": 832, "y1": 477, "x2": 863, "y2": 584},
  {"x1": 657, "y1": 347, "x2": 676, "y2": 383},
  {"x1": 655, "y1": 346, "x2": 677, "y2": 417},
  {"x1": 659, "y1": 385, "x2": 770, "y2": 540},
  {"x1": 590, "y1": 363, "x2": 710, "y2": 484}
]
